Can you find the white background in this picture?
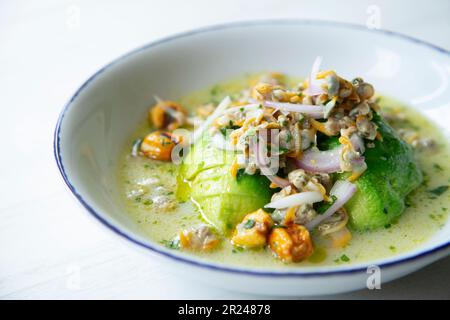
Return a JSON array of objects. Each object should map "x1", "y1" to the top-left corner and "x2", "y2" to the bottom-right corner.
[{"x1": 1, "y1": 0, "x2": 449, "y2": 299}]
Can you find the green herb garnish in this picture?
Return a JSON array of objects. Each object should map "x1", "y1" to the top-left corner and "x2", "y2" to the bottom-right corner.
[
  {"x1": 285, "y1": 131, "x2": 292, "y2": 143},
  {"x1": 428, "y1": 185, "x2": 449, "y2": 196},
  {"x1": 232, "y1": 246, "x2": 244, "y2": 253},
  {"x1": 278, "y1": 146, "x2": 290, "y2": 154},
  {"x1": 160, "y1": 239, "x2": 180, "y2": 250},
  {"x1": 236, "y1": 168, "x2": 246, "y2": 182},
  {"x1": 220, "y1": 123, "x2": 240, "y2": 136},
  {"x1": 243, "y1": 219, "x2": 256, "y2": 229},
  {"x1": 316, "y1": 195, "x2": 338, "y2": 214},
  {"x1": 210, "y1": 85, "x2": 219, "y2": 96}
]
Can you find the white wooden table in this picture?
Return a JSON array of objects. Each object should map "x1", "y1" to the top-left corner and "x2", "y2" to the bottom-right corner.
[{"x1": 1, "y1": 0, "x2": 449, "y2": 299}]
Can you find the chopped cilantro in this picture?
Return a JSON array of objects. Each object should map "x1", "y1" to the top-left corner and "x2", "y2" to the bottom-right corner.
[
  {"x1": 232, "y1": 246, "x2": 244, "y2": 253},
  {"x1": 278, "y1": 146, "x2": 290, "y2": 154},
  {"x1": 285, "y1": 131, "x2": 292, "y2": 143},
  {"x1": 316, "y1": 195, "x2": 337, "y2": 214},
  {"x1": 428, "y1": 185, "x2": 449, "y2": 196},
  {"x1": 160, "y1": 239, "x2": 180, "y2": 250},
  {"x1": 210, "y1": 85, "x2": 219, "y2": 96},
  {"x1": 298, "y1": 116, "x2": 305, "y2": 125},
  {"x1": 405, "y1": 198, "x2": 413, "y2": 207},
  {"x1": 220, "y1": 123, "x2": 240, "y2": 136},
  {"x1": 243, "y1": 219, "x2": 256, "y2": 229},
  {"x1": 236, "y1": 169, "x2": 246, "y2": 182},
  {"x1": 340, "y1": 254, "x2": 350, "y2": 262}
]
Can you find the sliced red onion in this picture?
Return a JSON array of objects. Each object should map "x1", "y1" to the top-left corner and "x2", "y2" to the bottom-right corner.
[
  {"x1": 305, "y1": 84, "x2": 326, "y2": 97},
  {"x1": 323, "y1": 98, "x2": 337, "y2": 118},
  {"x1": 246, "y1": 108, "x2": 264, "y2": 121},
  {"x1": 165, "y1": 106, "x2": 185, "y2": 124},
  {"x1": 211, "y1": 133, "x2": 240, "y2": 152},
  {"x1": 152, "y1": 95, "x2": 185, "y2": 123},
  {"x1": 294, "y1": 133, "x2": 366, "y2": 174},
  {"x1": 253, "y1": 137, "x2": 291, "y2": 187},
  {"x1": 311, "y1": 56, "x2": 322, "y2": 75},
  {"x1": 271, "y1": 108, "x2": 279, "y2": 116},
  {"x1": 266, "y1": 175, "x2": 291, "y2": 188},
  {"x1": 249, "y1": 99, "x2": 324, "y2": 119},
  {"x1": 306, "y1": 180, "x2": 356, "y2": 230},
  {"x1": 264, "y1": 191, "x2": 324, "y2": 209},
  {"x1": 254, "y1": 137, "x2": 273, "y2": 176},
  {"x1": 153, "y1": 95, "x2": 163, "y2": 103},
  {"x1": 191, "y1": 96, "x2": 231, "y2": 144},
  {"x1": 350, "y1": 134, "x2": 365, "y2": 153},
  {"x1": 295, "y1": 146, "x2": 343, "y2": 173},
  {"x1": 351, "y1": 156, "x2": 366, "y2": 166},
  {"x1": 304, "y1": 56, "x2": 326, "y2": 96},
  {"x1": 131, "y1": 138, "x2": 142, "y2": 157},
  {"x1": 223, "y1": 103, "x2": 260, "y2": 114}
]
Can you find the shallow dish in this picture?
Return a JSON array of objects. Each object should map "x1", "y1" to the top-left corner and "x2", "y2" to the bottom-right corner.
[{"x1": 54, "y1": 20, "x2": 450, "y2": 296}]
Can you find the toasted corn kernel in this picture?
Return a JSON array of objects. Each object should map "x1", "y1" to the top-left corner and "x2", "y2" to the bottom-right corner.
[
  {"x1": 231, "y1": 209, "x2": 274, "y2": 248},
  {"x1": 140, "y1": 131, "x2": 181, "y2": 161},
  {"x1": 149, "y1": 100, "x2": 187, "y2": 130},
  {"x1": 269, "y1": 224, "x2": 313, "y2": 262}
]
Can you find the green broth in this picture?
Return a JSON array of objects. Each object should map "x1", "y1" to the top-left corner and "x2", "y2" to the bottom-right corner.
[{"x1": 117, "y1": 76, "x2": 450, "y2": 268}]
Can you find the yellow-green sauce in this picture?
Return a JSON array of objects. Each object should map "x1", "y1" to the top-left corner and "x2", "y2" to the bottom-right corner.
[{"x1": 117, "y1": 75, "x2": 450, "y2": 268}]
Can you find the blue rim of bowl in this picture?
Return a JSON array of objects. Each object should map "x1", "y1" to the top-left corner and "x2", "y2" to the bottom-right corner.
[{"x1": 54, "y1": 19, "x2": 450, "y2": 277}]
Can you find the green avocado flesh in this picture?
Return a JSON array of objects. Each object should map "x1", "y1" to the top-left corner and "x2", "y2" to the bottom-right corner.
[
  {"x1": 178, "y1": 114, "x2": 423, "y2": 234},
  {"x1": 177, "y1": 134, "x2": 274, "y2": 234},
  {"x1": 322, "y1": 114, "x2": 423, "y2": 231}
]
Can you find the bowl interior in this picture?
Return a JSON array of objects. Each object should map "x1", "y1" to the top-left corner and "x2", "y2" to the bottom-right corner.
[{"x1": 56, "y1": 21, "x2": 450, "y2": 271}]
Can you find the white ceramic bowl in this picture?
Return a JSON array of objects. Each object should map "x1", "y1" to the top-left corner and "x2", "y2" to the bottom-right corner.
[{"x1": 54, "y1": 20, "x2": 450, "y2": 296}]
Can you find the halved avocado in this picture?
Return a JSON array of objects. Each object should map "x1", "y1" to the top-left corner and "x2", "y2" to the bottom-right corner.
[
  {"x1": 177, "y1": 134, "x2": 274, "y2": 234},
  {"x1": 321, "y1": 114, "x2": 423, "y2": 231}
]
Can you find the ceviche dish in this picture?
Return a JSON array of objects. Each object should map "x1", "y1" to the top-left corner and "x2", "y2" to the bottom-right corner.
[{"x1": 118, "y1": 58, "x2": 450, "y2": 267}]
